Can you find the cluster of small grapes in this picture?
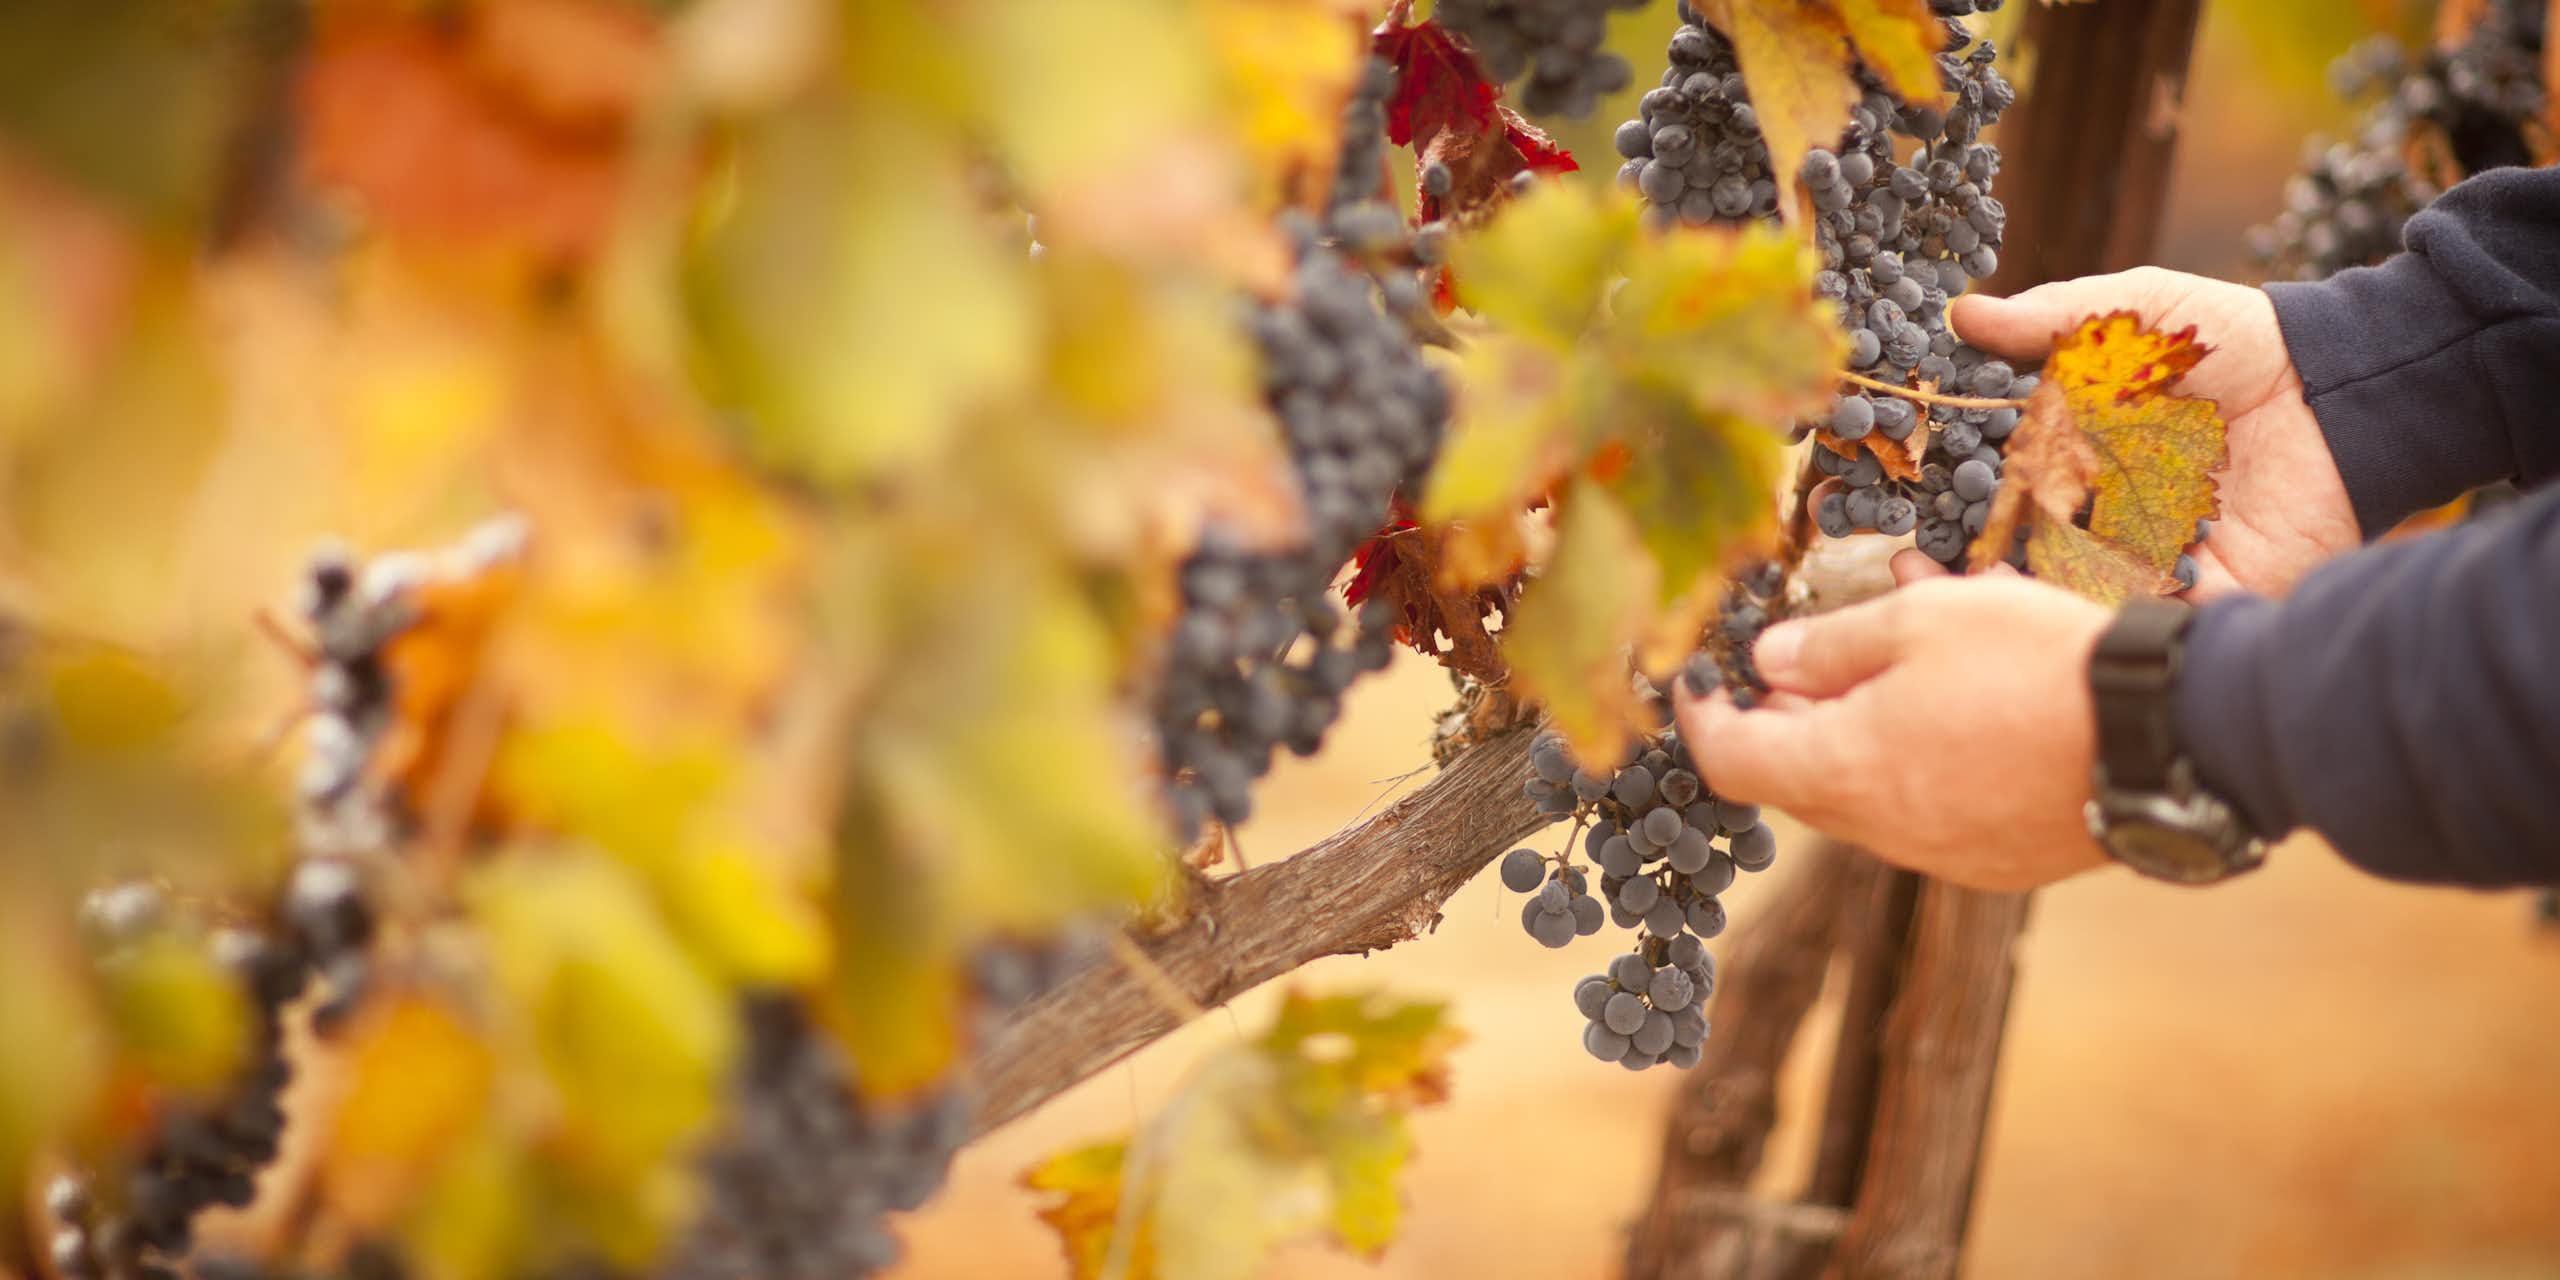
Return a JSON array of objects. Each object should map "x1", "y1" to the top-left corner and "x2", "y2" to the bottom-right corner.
[
  {"x1": 2252, "y1": 2, "x2": 2547, "y2": 280},
  {"x1": 1431, "y1": 0, "x2": 1647, "y2": 118},
  {"x1": 1709, "y1": 565, "x2": 1780, "y2": 706},
  {"x1": 1506, "y1": 684, "x2": 1778, "y2": 1069},
  {"x1": 296, "y1": 517, "x2": 525, "y2": 858},
  {"x1": 49, "y1": 867, "x2": 373, "y2": 1280},
  {"x1": 662, "y1": 997, "x2": 963, "y2": 1280},
  {"x1": 1154, "y1": 61, "x2": 1449, "y2": 838},
  {"x1": 665, "y1": 941, "x2": 1079, "y2": 1280},
  {"x1": 1620, "y1": 2, "x2": 2059, "y2": 573}
]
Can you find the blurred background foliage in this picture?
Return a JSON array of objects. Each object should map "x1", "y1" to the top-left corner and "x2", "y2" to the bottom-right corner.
[{"x1": 0, "y1": 0, "x2": 2550, "y2": 1277}]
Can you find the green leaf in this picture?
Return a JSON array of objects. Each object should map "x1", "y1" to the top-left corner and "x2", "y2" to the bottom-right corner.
[
  {"x1": 467, "y1": 850, "x2": 738, "y2": 1267},
  {"x1": 1024, "y1": 990, "x2": 1461, "y2": 1280},
  {"x1": 1498, "y1": 485, "x2": 1656, "y2": 768},
  {"x1": 1426, "y1": 187, "x2": 1836, "y2": 752},
  {"x1": 99, "y1": 933, "x2": 250, "y2": 1094},
  {"x1": 687, "y1": 106, "x2": 1035, "y2": 486}
]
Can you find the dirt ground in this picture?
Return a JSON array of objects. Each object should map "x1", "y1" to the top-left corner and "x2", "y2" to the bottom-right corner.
[{"x1": 888, "y1": 655, "x2": 2560, "y2": 1280}]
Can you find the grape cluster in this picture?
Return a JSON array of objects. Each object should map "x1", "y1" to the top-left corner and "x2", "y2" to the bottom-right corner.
[
  {"x1": 43, "y1": 522, "x2": 509, "y2": 1280},
  {"x1": 296, "y1": 517, "x2": 526, "y2": 859},
  {"x1": 666, "y1": 941, "x2": 1080, "y2": 1280},
  {"x1": 1506, "y1": 677, "x2": 1778, "y2": 1070},
  {"x1": 1433, "y1": 0, "x2": 1648, "y2": 118},
  {"x1": 1619, "y1": 1, "x2": 2047, "y2": 571},
  {"x1": 662, "y1": 997, "x2": 964, "y2": 1280},
  {"x1": 2252, "y1": 2, "x2": 2548, "y2": 280},
  {"x1": 1155, "y1": 60, "x2": 1449, "y2": 838},
  {"x1": 49, "y1": 869, "x2": 377, "y2": 1280}
]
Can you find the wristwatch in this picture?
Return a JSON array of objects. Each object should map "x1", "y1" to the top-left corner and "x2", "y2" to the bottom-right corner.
[{"x1": 2084, "y1": 599, "x2": 2267, "y2": 884}]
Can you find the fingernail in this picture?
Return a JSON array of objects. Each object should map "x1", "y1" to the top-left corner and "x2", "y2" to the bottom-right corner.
[{"x1": 1753, "y1": 622, "x2": 1801, "y2": 674}]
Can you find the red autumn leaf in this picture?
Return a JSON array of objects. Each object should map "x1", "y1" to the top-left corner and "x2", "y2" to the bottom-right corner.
[
  {"x1": 1347, "y1": 519, "x2": 1517, "y2": 685},
  {"x1": 1374, "y1": 14, "x2": 1499, "y2": 150},
  {"x1": 1373, "y1": 7, "x2": 1578, "y2": 249},
  {"x1": 299, "y1": 0, "x2": 666, "y2": 262}
]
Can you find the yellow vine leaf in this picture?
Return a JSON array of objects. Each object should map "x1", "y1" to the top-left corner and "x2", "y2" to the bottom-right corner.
[
  {"x1": 1969, "y1": 311, "x2": 2225, "y2": 599},
  {"x1": 1023, "y1": 991, "x2": 1461, "y2": 1280},
  {"x1": 1833, "y1": 0, "x2": 1954, "y2": 112},
  {"x1": 1701, "y1": 0, "x2": 1857, "y2": 222},
  {"x1": 1430, "y1": 184, "x2": 1833, "y2": 756},
  {"x1": 2025, "y1": 518, "x2": 2175, "y2": 608},
  {"x1": 1498, "y1": 485, "x2": 1655, "y2": 769}
]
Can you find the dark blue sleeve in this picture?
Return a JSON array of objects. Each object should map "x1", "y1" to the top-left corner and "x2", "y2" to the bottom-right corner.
[
  {"x1": 2171, "y1": 484, "x2": 2560, "y2": 886},
  {"x1": 2264, "y1": 166, "x2": 2560, "y2": 534}
]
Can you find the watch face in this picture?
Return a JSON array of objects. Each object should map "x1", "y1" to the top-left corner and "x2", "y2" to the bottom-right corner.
[{"x1": 2105, "y1": 821, "x2": 2237, "y2": 884}]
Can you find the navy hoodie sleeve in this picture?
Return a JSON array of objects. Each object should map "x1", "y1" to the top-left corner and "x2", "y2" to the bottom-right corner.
[
  {"x1": 2172, "y1": 481, "x2": 2560, "y2": 886},
  {"x1": 2263, "y1": 166, "x2": 2560, "y2": 534},
  {"x1": 2170, "y1": 166, "x2": 2560, "y2": 886}
]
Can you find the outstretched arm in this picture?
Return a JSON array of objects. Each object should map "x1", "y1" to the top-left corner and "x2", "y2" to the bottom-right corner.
[
  {"x1": 1673, "y1": 483, "x2": 2560, "y2": 891},
  {"x1": 2175, "y1": 481, "x2": 2560, "y2": 886},
  {"x1": 2265, "y1": 165, "x2": 2560, "y2": 534}
]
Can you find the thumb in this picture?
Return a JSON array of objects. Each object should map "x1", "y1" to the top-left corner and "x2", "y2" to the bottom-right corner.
[
  {"x1": 1949, "y1": 267, "x2": 2189, "y2": 365},
  {"x1": 1752, "y1": 594, "x2": 1910, "y2": 698},
  {"x1": 1889, "y1": 548, "x2": 1950, "y2": 584},
  {"x1": 1893, "y1": 546, "x2": 2019, "y2": 583}
]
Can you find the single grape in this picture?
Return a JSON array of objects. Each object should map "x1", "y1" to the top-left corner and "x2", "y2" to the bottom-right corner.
[
  {"x1": 1610, "y1": 952, "x2": 1653, "y2": 991},
  {"x1": 1575, "y1": 975, "x2": 1614, "y2": 1020},
  {"x1": 1617, "y1": 875, "x2": 1662, "y2": 914},
  {"x1": 1632, "y1": 1009, "x2": 1676, "y2": 1056},
  {"x1": 1584, "y1": 1020, "x2": 1632, "y2": 1063},
  {"x1": 1598, "y1": 834, "x2": 1642, "y2": 877},
  {"x1": 1640, "y1": 805, "x2": 1683, "y2": 847},
  {"x1": 1603, "y1": 991, "x2": 1649, "y2": 1035},
  {"x1": 1612, "y1": 764, "x2": 1657, "y2": 809},
  {"x1": 1529, "y1": 908, "x2": 1578, "y2": 949},
  {"x1": 1648, "y1": 966, "x2": 1695, "y2": 1012},
  {"x1": 1536, "y1": 878, "x2": 1573, "y2": 915},
  {"x1": 1644, "y1": 896, "x2": 1688, "y2": 937},
  {"x1": 1686, "y1": 896, "x2": 1728, "y2": 939},
  {"x1": 1500, "y1": 847, "x2": 1546, "y2": 892},
  {"x1": 1729, "y1": 822, "x2": 1778, "y2": 872},
  {"x1": 1665, "y1": 827, "x2": 1713, "y2": 874},
  {"x1": 1714, "y1": 799, "x2": 1759, "y2": 834}
]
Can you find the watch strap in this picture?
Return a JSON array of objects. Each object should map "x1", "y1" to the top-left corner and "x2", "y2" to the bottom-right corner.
[{"x1": 2088, "y1": 598, "x2": 2191, "y2": 793}]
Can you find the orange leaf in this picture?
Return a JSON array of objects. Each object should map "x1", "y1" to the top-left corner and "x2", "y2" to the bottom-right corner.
[
  {"x1": 1347, "y1": 523, "x2": 1516, "y2": 685},
  {"x1": 1970, "y1": 311, "x2": 2226, "y2": 599},
  {"x1": 299, "y1": 2, "x2": 665, "y2": 262},
  {"x1": 321, "y1": 995, "x2": 496, "y2": 1231}
]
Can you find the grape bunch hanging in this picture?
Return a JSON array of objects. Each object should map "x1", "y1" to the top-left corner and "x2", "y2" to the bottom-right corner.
[
  {"x1": 2251, "y1": 0, "x2": 2550, "y2": 280},
  {"x1": 1609, "y1": 0, "x2": 2150, "y2": 588},
  {"x1": 1431, "y1": 0, "x2": 1651, "y2": 118},
  {"x1": 1500, "y1": 653, "x2": 1775, "y2": 1071},
  {"x1": 1153, "y1": 57, "x2": 1453, "y2": 839}
]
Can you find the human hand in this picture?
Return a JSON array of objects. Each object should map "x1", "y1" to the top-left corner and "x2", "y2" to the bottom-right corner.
[
  {"x1": 1672, "y1": 554, "x2": 2113, "y2": 892},
  {"x1": 1952, "y1": 267, "x2": 2359, "y2": 600}
]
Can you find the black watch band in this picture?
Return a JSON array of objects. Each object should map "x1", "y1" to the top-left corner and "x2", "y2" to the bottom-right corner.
[
  {"x1": 2088, "y1": 599, "x2": 2190, "y2": 793},
  {"x1": 2084, "y1": 599, "x2": 2266, "y2": 883}
]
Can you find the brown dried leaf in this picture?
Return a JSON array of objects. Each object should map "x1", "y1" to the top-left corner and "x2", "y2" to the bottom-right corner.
[{"x1": 1812, "y1": 423, "x2": 1923, "y2": 483}]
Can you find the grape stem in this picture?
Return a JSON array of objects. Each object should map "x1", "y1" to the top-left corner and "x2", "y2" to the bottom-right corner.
[{"x1": 1835, "y1": 369, "x2": 2028, "y2": 412}]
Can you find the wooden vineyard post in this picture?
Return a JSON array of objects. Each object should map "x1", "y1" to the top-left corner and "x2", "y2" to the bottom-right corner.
[{"x1": 1625, "y1": 4, "x2": 2207, "y2": 1278}]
